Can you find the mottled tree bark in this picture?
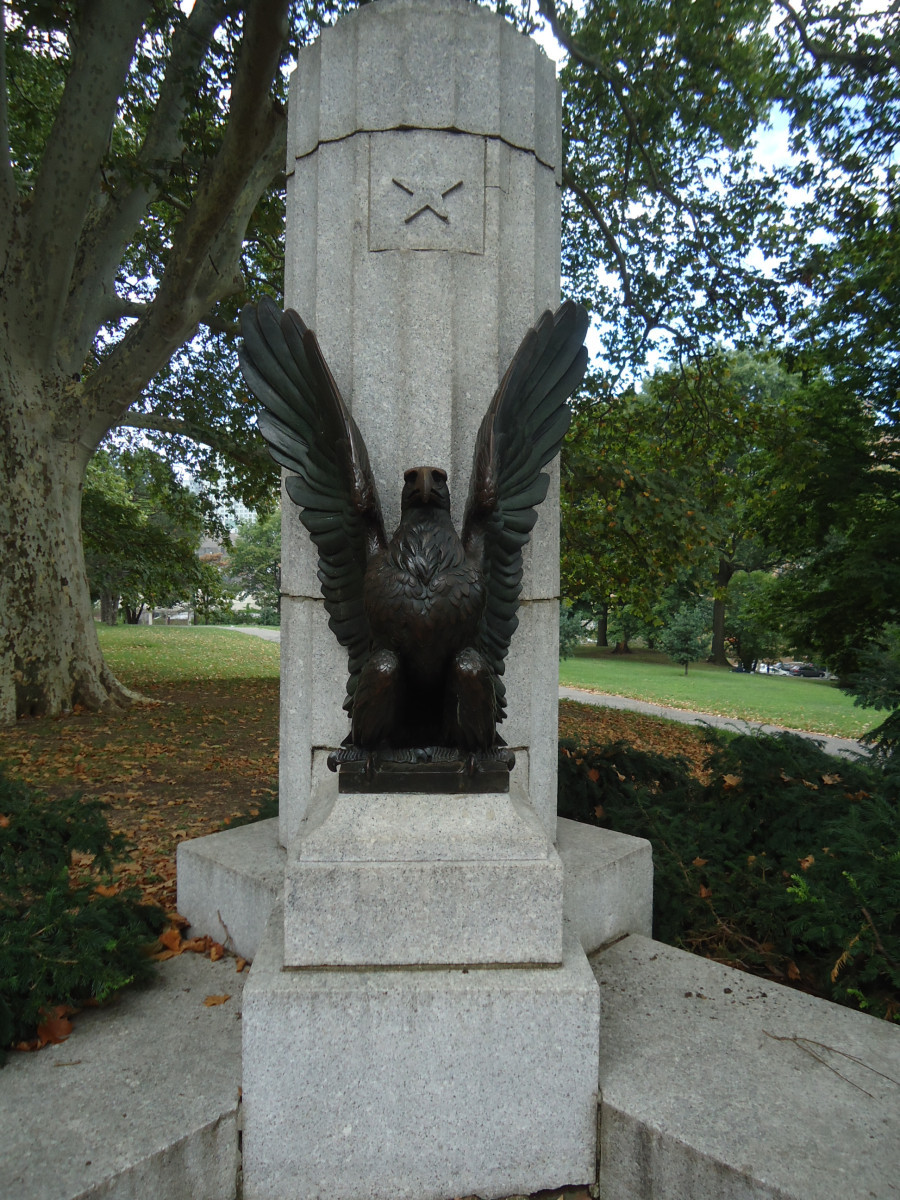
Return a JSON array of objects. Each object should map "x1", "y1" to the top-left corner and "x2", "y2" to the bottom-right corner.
[{"x1": 0, "y1": 365, "x2": 138, "y2": 720}]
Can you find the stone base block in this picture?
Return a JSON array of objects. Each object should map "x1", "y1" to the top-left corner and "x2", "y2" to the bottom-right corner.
[
  {"x1": 557, "y1": 817, "x2": 652, "y2": 951},
  {"x1": 177, "y1": 819, "x2": 284, "y2": 961},
  {"x1": 242, "y1": 906, "x2": 600, "y2": 1200},
  {"x1": 175, "y1": 816, "x2": 653, "y2": 962},
  {"x1": 594, "y1": 935, "x2": 900, "y2": 1200},
  {"x1": 284, "y1": 783, "x2": 562, "y2": 965},
  {"x1": 1, "y1": 952, "x2": 243, "y2": 1200}
]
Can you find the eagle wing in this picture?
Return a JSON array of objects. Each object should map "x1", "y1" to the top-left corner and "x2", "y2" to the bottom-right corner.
[
  {"x1": 239, "y1": 296, "x2": 386, "y2": 714},
  {"x1": 462, "y1": 300, "x2": 589, "y2": 720}
]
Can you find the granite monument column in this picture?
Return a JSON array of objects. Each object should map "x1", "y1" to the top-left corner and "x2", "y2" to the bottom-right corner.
[{"x1": 278, "y1": 0, "x2": 564, "y2": 844}]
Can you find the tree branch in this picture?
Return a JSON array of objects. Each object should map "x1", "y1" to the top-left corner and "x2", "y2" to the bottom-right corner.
[
  {"x1": 773, "y1": 0, "x2": 898, "y2": 78},
  {"x1": 76, "y1": 4, "x2": 289, "y2": 430},
  {"x1": 564, "y1": 168, "x2": 632, "y2": 309},
  {"x1": 118, "y1": 413, "x2": 273, "y2": 470},
  {"x1": 62, "y1": 0, "x2": 228, "y2": 368},
  {"x1": 99, "y1": 294, "x2": 241, "y2": 337},
  {"x1": 24, "y1": 0, "x2": 148, "y2": 353},
  {"x1": 539, "y1": 0, "x2": 709, "y2": 236}
]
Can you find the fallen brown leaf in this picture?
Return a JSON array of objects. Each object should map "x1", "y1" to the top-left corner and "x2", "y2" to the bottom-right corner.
[{"x1": 203, "y1": 994, "x2": 231, "y2": 1007}]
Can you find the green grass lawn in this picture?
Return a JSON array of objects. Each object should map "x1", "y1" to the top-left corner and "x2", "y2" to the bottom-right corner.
[
  {"x1": 98, "y1": 627, "x2": 874, "y2": 739},
  {"x1": 97, "y1": 624, "x2": 280, "y2": 689},
  {"x1": 559, "y1": 646, "x2": 875, "y2": 739}
]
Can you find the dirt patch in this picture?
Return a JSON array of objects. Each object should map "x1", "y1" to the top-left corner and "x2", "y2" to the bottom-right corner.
[
  {"x1": 559, "y1": 699, "x2": 712, "y2": 780},
  {"x1": 0, "y1": 678, "x2": 279, "y2": 914}
]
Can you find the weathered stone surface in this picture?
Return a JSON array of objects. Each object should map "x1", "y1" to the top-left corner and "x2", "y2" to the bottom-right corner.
[
  {"x1": 557, "y1": 817, "x2": 653, "y2": 951},
  {"x1": 594, "y1": 935, "x2": 900, "y2": 1200},
  {"x1": 289, "y1": 0, "x2": 560, "y2": 175},
  {"x1": 0, "y1": 953, "x2": 243, "y2": 1200},
  {"x1": 283, "y1": 782, "x2": 563, "y2": 966},
  {"x1": 174, "y1": 816, "x2": 656, "y2": 963},
  {"x1": 177, "y1": 817, "x2": 285, "y2": 961},
  {"x1": 243, "y1": 907, "x2": 600, "y2": 1200}
]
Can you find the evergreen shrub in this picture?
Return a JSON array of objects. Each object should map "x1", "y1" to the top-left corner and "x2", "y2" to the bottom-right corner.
[
  {"x1": 559, "y1": 731, "x2": 900, "y2": 1020},
  {"x1": 0, "y1": 767, "x2": 166, "y2": 1063}
]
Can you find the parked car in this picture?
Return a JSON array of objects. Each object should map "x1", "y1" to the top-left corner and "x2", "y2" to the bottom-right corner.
[
  {"x1": 789, "y1": 662, "x2": 827, "y2": 677},
  {"x1": 757, "y1": 662, "x2": 791, "y2": 675}
]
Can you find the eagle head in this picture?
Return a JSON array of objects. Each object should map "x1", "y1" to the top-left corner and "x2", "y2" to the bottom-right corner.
[{"x1": 401, "y1": 466, "x2": 451, "y2": 511}]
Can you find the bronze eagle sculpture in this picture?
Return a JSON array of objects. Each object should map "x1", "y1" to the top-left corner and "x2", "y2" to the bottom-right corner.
[{"x1": 239, "y1": 297, "x2": 588, "y2": 767}]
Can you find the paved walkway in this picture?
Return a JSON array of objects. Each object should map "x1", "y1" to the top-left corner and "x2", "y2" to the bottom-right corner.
[
  {"x1": 221, "y1": 627, "x2": 866, "y2": 759},
  {"x1": 223, "y1": 625, "x2": 281, "y2": 642}
]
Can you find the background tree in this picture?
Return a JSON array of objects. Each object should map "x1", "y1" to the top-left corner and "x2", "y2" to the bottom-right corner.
[
  {"x1": 5, "y1": 0, "x2": 899, "y2": 723},
  {"x1": 229, "y1": 510, "x2": 282, "y2": 623},
  {"x1": 82, "y1": 450, "x2": 206, "y2": 625},
  {"x1": 193, "y1": 553, "x2": 237, "y2": 626},
  {"x1": 725, "y1": 570, "x2": 785, "y2": 672},
  {"x1": 658, "y1": 603, "x2": 709, "y2": 675}
]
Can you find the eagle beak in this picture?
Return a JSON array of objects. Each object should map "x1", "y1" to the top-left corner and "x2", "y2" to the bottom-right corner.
[{"x1": 404, "y1": 465, "x2": 447, "y2": 505}]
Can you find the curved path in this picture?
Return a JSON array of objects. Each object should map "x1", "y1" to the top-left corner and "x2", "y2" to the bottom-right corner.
[{"x1": 222, "y1": 627, "x2": 866, "y2": 759}]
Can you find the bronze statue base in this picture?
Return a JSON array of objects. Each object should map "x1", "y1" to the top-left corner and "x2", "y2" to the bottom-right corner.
[{"x1": 329, "y1": 746, "x2": 515, "y2": 794}]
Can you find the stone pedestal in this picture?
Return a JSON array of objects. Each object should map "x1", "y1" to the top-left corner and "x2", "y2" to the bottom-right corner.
[
  {"x1": 283, "y1": 780, "x2": 563, "y2": 966},
  {"x1": 242, "y1": 907, "x2": 600, "y2": 1200}
]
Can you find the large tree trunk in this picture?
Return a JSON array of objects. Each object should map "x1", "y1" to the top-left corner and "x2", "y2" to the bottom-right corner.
[
  {"x1": 0, "y1": 372, "x2": 137, "y2": 723},
  {"x1": 0, "y1": 3, "x2": 289, "y2": 725}
]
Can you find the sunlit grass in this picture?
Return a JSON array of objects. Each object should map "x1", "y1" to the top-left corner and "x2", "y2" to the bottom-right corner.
[
  {"x1": 98, "y1": 625, "x2": 280, "y2": 688},
  {"x1": 559, "y1": 646, "x2": 875, "y2": 739}
]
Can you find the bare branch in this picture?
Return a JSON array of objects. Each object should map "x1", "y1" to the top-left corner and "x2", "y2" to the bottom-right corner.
[
  {"x1": 773, "y1": 0, "x2": 898, "y2": 77},
  {"x1": 202, "y1": 311, "x2": 242, "y2": 338},
  {"x1": 100, "y1": 296, "x2": 150, "y2": 325},
  {"x1": 24, "y1": 0, "x2": 147, "y2": 352},
  {"x1": 77, "y1": 1, "x2": 289, "y2": 430},
  {"x1": 62, "y1": 0, "x2": 228, "y2": 366},
  {"x1": 99, "y1": 294, "x2": 239, "y2": 337},
  {"x1": 154, "y1": 0, "x2": 289, "y2": 296}
]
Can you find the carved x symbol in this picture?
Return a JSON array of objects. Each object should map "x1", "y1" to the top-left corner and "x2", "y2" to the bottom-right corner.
[{"x1": 392, "y1": 176, "x2": 463, "y2": 224}]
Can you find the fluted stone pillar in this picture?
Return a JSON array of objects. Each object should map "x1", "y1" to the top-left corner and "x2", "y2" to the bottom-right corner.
[{"x1": 278, "y1": 0, "x2": 564, "y2": 845}]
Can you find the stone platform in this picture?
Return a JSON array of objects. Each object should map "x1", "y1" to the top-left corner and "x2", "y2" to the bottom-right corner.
[
  {"x1": 283, "y1": 782, "x2": 563, "y2": 966},
  {"x1": 177, "y1": 815, "x2": 654, "y2": 962},
  {"x1": 242, "y1": 906, "x2": 601, "y2": 1200},
  {"x1": 593, "y1": 935, "x2": 900, "y2": 1200},
  {"x1": 6, "y1": 924, "x2": 899, "y2": 1200}
]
